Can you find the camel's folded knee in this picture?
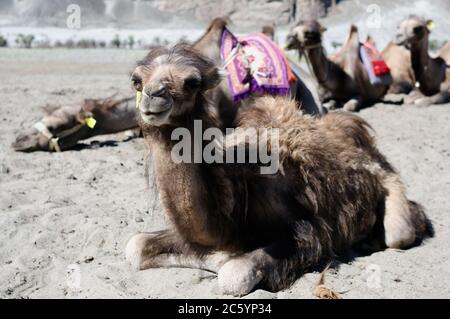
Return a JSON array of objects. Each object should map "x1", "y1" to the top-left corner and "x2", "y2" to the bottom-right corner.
[
  {"x1": 125, "y1": 233, "x2": 154, "y2": 271},
  {"x1": 382, "y1": 175, "x2": 429, "y2": 249}
]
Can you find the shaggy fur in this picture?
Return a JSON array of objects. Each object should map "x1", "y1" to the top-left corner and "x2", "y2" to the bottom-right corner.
[{"x1": 127, "y1": 44, "x2": 430, "y2": 296}]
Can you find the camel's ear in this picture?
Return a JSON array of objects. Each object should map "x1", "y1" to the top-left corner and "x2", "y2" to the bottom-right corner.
[
  {"x1": 426, "y1": 20, "x2": 435, "y2": 31},
  {"x1": 320, "y1": 25, "x2": 327, "y2": 33},
  {"x1": 202, "y1": 66, "x2": 223, "y2": 91}
]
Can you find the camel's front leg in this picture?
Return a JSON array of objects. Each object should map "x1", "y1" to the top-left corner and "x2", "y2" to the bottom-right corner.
[
  {"x1": 413, "y1": 90, "x2": 450, "y2": 107},
  {"x1": 218, "y1": 223, "x2": 325, "y2": 296},
  {"x1": 403, "y1": 89, "x2": 424, "y2": 104},
  {"x1": 125, "y1": 231, "x2": 231, "y2": 272},
  {"x1": 342, "y1": 98, "x2": 361, "y2": 112}
]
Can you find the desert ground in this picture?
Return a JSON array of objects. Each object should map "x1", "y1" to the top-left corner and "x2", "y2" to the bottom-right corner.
[{"x1": 0, "y1": 48, "x2": 449, "y2": 299}]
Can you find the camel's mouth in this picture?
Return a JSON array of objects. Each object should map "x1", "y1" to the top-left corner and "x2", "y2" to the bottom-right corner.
[{"x1": 139, "y1": 105, "x2": 173, "y2": 126}]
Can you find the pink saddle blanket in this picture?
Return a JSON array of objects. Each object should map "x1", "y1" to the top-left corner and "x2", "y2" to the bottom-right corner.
[{"x1": 221, "y1": 27, "x2": 294, "y2": 103}]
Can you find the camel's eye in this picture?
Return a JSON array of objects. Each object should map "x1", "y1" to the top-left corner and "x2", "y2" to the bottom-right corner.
[
  {"x1": 131, "y1": 76, "x2": 143, "y2": 91},
  {"x1": 184, "y1": 77, "x2": 201, "y2": 90},
  {"x1": 413, "y1": 26, "x2": 424, "y2": 34}
]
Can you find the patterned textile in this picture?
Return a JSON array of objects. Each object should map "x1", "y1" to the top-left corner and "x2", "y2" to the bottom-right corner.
[
  {"x1": 221, "y1": 27, "x2": 295, "y2": 103},
  {"x1": 360, "y1": 41, "x2": 392, "y2": 85}
]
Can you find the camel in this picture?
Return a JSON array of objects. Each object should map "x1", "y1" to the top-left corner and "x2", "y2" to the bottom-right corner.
[
  {"x1": 13, "y1": 17, "x2": 322, "y2": 152},
  {"x1": 395, "y1": 15, "x2": 450, "y2": 106},
  {"x1": 381, "y1": 41, "x2": 415, "y2": 94},
  {"x1": 285, "y1": 20, "x2": 391, "y2": 111},
  {"x1": 12, "y1": 96, "x2": 137, "y2": 152},
  {"x1": 125, "y1": 43, "x2": 431, "y2": 296}
]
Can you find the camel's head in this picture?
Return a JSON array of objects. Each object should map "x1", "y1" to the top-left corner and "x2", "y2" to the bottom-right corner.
[
  {"x1": 13, "y1": 127, "x2": 53, "y2": 152},
  {"x1": 285, "y1": 20, "x2": 327, "y2": 51},
  {"x1": 131, "y1": 44, "x2": 221, "y2": 127},
  {"x1": 395, "y1": 16, "x2": 433, "y2": 47}
]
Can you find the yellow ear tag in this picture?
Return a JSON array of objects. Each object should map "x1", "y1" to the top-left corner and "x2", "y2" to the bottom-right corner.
[
  {"x1": 85, "y1": 117, "x2": 97, "y2": 129},
  {"x1": 427, "y1": 21, "x2": 435, "y2": 30},
  {"x1": 136, "y1": 91, "x2": 142, "y2": 109}
]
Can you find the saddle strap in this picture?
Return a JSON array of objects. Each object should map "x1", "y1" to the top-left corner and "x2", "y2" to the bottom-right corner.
[{"x1": 34, "y1": 122, "x2": 62, "y2": 152}]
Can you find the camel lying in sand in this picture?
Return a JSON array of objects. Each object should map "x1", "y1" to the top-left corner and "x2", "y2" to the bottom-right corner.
[
  {"x1": 382, "y1": 42, "x2": 415, "y2": 94},
  {"x1": 286, "y1": 20, "x2": 390, "y2": 111},
  {"x1": 13, "y1": 96, "x2": 137, "y2": 152},
  {"x1": 13, "y1": 18, "x2": 322, "y2": 152},
  {"x1": 125, "y1": 44, "x2": 430, "y2": 296},
  {"x1": 395, "y1": 15, "x2": 450, "y2": 106}
]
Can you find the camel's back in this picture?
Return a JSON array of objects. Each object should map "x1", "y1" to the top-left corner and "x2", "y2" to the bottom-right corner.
[{"x1": 237, "y1": 96, "x2": 375, "y2": 163}]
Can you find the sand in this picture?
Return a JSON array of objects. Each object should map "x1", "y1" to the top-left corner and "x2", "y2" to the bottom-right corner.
[{"x1": 1, "y1": 48, "x2": 449, "y2": 299}]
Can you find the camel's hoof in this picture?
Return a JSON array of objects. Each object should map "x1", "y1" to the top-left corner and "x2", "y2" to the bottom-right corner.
[
  {"x1": 218, "y1": 258, "x2": 263, "y2": 296},
  {"x1": 414, "y1": 98, "x2": 429, "y2": 107},
  {"x1": 343, "y1": 100, "x2": 358, "y2": 112},
  {"x1": 125, "y1": 233, "x2": 152, "y2": 271}
]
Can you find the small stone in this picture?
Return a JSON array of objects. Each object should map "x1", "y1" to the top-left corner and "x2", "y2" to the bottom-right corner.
[
  {"x1": 135, "y1": 217, "x2": 144, "y2": 223},
  {"x1": 84, "y1": 256, "x2": 95, "y2": 263}
]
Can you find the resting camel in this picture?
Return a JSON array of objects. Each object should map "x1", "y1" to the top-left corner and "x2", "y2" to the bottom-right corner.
[
  {"x1": 395, "y1": 15, "x2": 450, "y2": 106},
  {"x1": 12, "y1": 96, "x2": 137, "y2": 152},
  {"x1": 381, "y1": 41, "x2": 415, "y2": 94},
  {"x1": 13, "y1": 17, "x2": 322, "y2": 152},
  {"x1": 285, "y1": 20, "x2": 390, "y2": 111},
  {"x1": 125, "y1": 44, "x2": 430, "y2": 296}
]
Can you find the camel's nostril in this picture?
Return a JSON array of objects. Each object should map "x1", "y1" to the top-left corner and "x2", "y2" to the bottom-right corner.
[{"x1": 150, "y1": 86, "x2": 167, "y2": 98}]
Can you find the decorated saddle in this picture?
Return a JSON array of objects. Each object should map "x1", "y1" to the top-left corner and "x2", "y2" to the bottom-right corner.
[
  {"x1": 220, "y1": 27, "x2": 296, "y2": 103},
  {"x1": 360, "y1": 40, "x2": 392, "y2": 85}
]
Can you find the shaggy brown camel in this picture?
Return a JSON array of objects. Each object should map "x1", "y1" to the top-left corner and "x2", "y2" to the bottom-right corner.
[
  {"x1": 13, "y1": 96, "x2": 137, "y2": 152},
  {"x1": 14, "y1": 18, "x2": 322, "y2": 152},
  {"x1": 285, "y1": 20, "x2": 390, "y2": 111},
  {"x1": 125, "y1": 44, "x2": 430, "y2": 296},
  {"x1": 381, "y1": 41, "x2": 415, "y2": 94},
  {"x1": 395, "y1": 15, "x2": 450, "y2": 106}
]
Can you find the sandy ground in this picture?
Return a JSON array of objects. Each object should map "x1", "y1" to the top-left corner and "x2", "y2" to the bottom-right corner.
[{"x1": 1, "y1": 48, "x2": 450, "y2": 299}]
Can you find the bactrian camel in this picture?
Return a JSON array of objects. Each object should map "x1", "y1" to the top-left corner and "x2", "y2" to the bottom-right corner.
[
  {"x1": 125, "y1": 44, "x2": 431, "y2": 296},
  {"x1": 286, "y1": 20, "x2": 391, "y2": 111},
  {"x1": 13, "y1": 96, "x2": 137, "y2": 152},
  {"x1": 395, "y1": 15, "x2": 450, "y2": 106}
]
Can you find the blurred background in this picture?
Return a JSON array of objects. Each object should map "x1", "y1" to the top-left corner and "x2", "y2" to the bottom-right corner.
[{"x1": 0, "y1": 0, "x2": 449, "y2": 52}]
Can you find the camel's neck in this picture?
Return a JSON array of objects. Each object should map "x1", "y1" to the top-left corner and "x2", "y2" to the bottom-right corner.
[
  {"x1": 305, "y1": 46, "x2": 331, "y2": 85},
  {"x1": 144, "y1": 100, "x2": 241, "y2": 249},
  {"x1": 410, "y1": 37, "x2": 431, "y2": 88}
]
